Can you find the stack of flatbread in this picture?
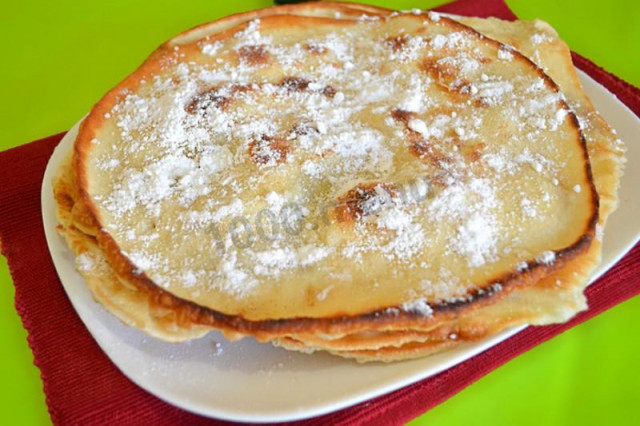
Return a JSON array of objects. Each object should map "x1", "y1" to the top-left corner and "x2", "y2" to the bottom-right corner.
[{"x1": 54, "y1": 2, "x2": 625, "y2": 362}]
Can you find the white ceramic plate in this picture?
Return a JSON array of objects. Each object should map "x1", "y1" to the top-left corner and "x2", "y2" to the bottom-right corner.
[{"x1": 41, "y1": 71, "x2": 639, "y2": 423}]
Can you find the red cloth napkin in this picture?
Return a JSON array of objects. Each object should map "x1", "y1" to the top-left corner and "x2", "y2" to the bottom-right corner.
[{"x1": 0, "y1": 0, "x2": 638, "y2": 424}]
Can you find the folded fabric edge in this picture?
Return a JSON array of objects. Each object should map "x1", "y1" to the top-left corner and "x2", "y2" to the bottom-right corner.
[{"x1": 0, "y1": 133, "x2": 65, "y2": 425}]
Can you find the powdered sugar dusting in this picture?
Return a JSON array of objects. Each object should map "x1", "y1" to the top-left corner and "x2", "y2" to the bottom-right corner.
[
  {"x1": 401, "y1": 299, "x2": 434, "y2": 316},
  {"x1": 76, "y1": 253, "x2": 96, "y2": 272},
  {"x1": 85, "y1": 12, "x2": 584, "y2": 308},
  {"x1": 537, "y1": 250, "x2": 556, "y2": 264}
]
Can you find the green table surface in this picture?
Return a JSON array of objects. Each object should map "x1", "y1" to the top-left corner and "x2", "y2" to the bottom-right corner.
[{"x1": 1, "y1": 1, "x2": 638, "y2": 424}]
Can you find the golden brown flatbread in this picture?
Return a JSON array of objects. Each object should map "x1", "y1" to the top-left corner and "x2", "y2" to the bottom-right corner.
[{"x1": 53, "y1": 2, "x2": 623, "y2": 362}]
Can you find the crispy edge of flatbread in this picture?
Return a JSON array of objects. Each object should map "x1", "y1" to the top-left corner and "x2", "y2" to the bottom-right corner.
[{"x1": 54, "y1": 153, "x2": 210, "y2": 342}]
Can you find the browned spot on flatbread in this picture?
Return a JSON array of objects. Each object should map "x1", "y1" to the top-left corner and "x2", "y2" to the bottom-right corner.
[
  {"x1": 322, "y1": 85, "x2": 337, "y2": 98},
  {"x1": 421, "y1": 57, "x2": 457, "y2": 83},
  {"x1": 391, "y1": 108, "x2": 416, "y2": 124},
  {"x1": 391, "y1": 108, "x2": 453, "y2": 170},
  {"x1": 292, "y1": 122, "x2": 318, "y2": 136},
  {"x1": 248, "y1": 135, "x2": 290, "y2": 165},
  {"x1": 466, "y1": 142, "x2": 486, "y2": 162},
  {"x1": 304, "y1": 42, "x2": 327, "y2": 55},
  {"x1": 185, "y1": 84, "x2": 252, "y2": 114},
  {"x1": 237, "y1": 44, "x2": 270, "y2": 65},
  {"x1": 230, "y1": 84, "x2": 252, "y2": 94},
  {"x1": 332, "y1": 183, "x2": 396, "y2": 224},
  {"x1": 278, "y1": 76, "x2": 336, "y2": 98},
  {"x1": 279, "y1": 77, "x2": 311, "y2": 92},
  {"x1": 473, "y1": 97, "x2": 494, "y2": 108},
  {"x1": 410, "y1": 139, "x2": 453, "y2": 169},
  {"x1": 420, "y1": 57, "x2": 471, "y2": 99},
  {"x1": 54, "y1": 190, "x2": 75, "y2": 212},
  {"x1": 185, "y1": 90, "x2": 231, "y2": 114},
  {"x1": 384, "y1": 35, "x2": 409, "y2": 52}
]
